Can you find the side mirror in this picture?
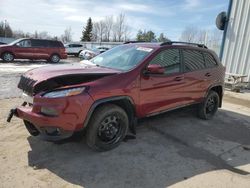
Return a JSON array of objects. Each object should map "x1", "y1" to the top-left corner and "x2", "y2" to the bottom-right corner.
[{"x1": 146, "y1": 64, "x2": 165, "y2": 74}]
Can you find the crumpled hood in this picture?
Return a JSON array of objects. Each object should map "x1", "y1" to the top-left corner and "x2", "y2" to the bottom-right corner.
[
  {"x1": 24, "y1": 61, "x2": 121, "y2": 81},
  {"x1": 19, "y1": 61, "x2": 121, "y2": 95}
]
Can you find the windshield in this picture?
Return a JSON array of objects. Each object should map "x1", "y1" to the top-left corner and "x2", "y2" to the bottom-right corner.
[
  {"x1": 90, "y1": 45, "x2": 153, "y2": 71},
  {"x1": 9, "y1": 39, "x2": 25, "y2": 45}
]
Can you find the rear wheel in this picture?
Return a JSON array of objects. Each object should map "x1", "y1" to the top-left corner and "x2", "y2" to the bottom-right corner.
[
  {"x1": 86, "y1": 104, "x2": 128, "y2": 151},
  {"x1": 2, "y1": 52, "x2": 14, "y2": 62},
  {"x1": 198, "y1": 90, "x2": 220, "y2": 120},
  {"x1": 50, "y1": 54, "x2": 60, "y2": 63}
]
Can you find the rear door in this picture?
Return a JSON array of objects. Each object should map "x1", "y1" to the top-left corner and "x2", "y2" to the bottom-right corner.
[
  {"x1": 182, "y1": 49, "x2": 210, "y2": 104},
  {"x1": 31, "y1": 39, "x2": 49, "y2": 59},
  {"x1": 140, "y1": 48, "x2": 186, "y2": 115}
]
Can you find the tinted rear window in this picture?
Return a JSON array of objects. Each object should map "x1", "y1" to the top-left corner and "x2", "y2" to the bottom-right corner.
[
  {"x1": 183, "y1": 50, "x2": 206, "y2": 71},
  {"x1": 48, "y1": 41, "x2": 64, "y2": 47},
  {"x1": 73, "y1": 44, "x2": 83, "y2": 47}
]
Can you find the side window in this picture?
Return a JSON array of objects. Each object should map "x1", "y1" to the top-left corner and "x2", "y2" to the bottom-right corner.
[
  {"x1": 71, "y1": 44, "x2": 82, "y2": 47},
  {"x1": 48, "y1": 41, "x2": 62, "y2": 47},
  {"x1": 183, "y1": 50, "x2": 206, "y2": 72},
  {"x1": 204, "y1": 52, "x2": 218, "y2": 68},
  {"x1": 16, "y1": 40, "x2": 31, "y2": 47},
  {"x1": 149, "y1": 49, "x2": 181, "y2": 75},
  {"x1": 31, "y1": 40, "x2": 45, "y2": 47}
]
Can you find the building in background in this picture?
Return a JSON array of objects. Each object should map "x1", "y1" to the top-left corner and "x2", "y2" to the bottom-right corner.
[{"x1": 221, "y1": 0, "x2": 250, "y2": 87}]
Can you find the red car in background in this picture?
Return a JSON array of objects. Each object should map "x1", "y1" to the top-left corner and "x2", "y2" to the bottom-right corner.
[{"x1": 0, "y1": 38, "x2": 67, "y2": 63}]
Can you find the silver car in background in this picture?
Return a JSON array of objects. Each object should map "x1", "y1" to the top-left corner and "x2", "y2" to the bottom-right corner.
[
  {"x1": 79, "y1": 46, "x2": 110, "y2": 60},
  {"x1": 65, "y1": 43, "x2": 86, "y2": 57}
]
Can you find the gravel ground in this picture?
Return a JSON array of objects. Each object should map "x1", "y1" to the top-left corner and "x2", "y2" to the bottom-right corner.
[{"x1": 0, "y1": 59, "x2": 250, "y2": 188}]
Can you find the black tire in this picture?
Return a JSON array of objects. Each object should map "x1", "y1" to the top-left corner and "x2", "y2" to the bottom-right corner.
[
  {"x1": 86, "y1": 104, "x2": 129, "y2": 151},
  {"x1": 198, "y1": 90, "x2": 220, "y2": 120},
  {"x1": 2, "y1": 52, "x2": 14, "y2": 62},
  {"x1": 50, "y1": 54, "x2": 60, "y2": 63}
]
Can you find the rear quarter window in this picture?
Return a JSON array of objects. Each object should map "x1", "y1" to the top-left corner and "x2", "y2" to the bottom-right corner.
[
  {"x1": 48, "y1": 41, "x2": 64, "y2": 48},
  {"x1": 183, "y1": 49, "x2": 206, "y2": 72},
  {"x1": 204, "y1": 52, "x2": 218, "y2": 68}
]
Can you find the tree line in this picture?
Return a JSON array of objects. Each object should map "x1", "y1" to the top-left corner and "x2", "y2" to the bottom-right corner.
[
  {"x1": 179, "y1": 26, "x2": 222, "y2": 49},
  {"x1": 81, "y1": 13, "x2": 131, "y2": 42},
  {"x1": 81, "y1": 13, "x2": 170, "y2": 43},
  {"x1": 1, "y1": 19, "x2": 222, "y2": 47}
]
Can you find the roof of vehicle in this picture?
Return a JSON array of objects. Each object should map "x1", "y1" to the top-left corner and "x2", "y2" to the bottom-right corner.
[
  {"x1": 124, "y1": 41, "x2": 209, "y2": 51},
  {"x1": 17, "y1": 38, "x2": 62, "y2": 42}
]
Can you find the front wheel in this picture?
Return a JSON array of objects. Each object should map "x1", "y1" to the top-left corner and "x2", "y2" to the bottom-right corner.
[
  {"x1": 2, "y1": 52, "x2": 14, "y2": 62},
  {"x1": 50, "y1": 54, "x2": 60, "y2": 63},
  {"x1": 86, "y1": 104, "x2": 128, "y2": 151},
  {"x1": 198, "y1": 90, "x2": 220, "y2": 120}
]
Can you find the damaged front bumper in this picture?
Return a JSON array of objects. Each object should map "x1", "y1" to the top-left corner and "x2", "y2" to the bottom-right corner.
[{"x1": 7, "y1": 93, "x2": 93, "y2": 141}]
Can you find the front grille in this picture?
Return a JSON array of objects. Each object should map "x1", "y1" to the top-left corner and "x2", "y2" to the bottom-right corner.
[{"x1": 18, "y1": 75, "x2": 37, "y2": 95}]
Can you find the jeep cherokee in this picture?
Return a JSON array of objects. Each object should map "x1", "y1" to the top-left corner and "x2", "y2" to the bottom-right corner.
[{"x1": 7, "y1": 41, "x2": 225, "y2": 151}]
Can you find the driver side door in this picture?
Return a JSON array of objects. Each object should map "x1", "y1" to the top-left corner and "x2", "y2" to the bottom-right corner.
[
  {"x1": 14, "y1": 39, "x2": 35, "y2": 59},
  {"x1": 140, "y1": 48, "x2": 186, "y2": 116}
]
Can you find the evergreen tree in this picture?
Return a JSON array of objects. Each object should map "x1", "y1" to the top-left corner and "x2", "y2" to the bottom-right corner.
[
  {"x1": 81, "y1": 17, "x2": 93, "y2": 41},
  {"x1": 158, "y1": 33, "x2": 170, "y2": 42},
  {"x1": 136, "y1": 29, "x2": 156, "y2": 42}
]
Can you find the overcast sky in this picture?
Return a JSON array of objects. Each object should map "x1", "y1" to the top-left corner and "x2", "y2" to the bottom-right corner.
[{"x1": 0, "y1": 0, "x2": 229, "y2": 41}]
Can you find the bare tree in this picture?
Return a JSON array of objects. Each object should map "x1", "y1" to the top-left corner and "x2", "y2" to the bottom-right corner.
[
  {"x1": 61, "y1": 27, "x2": 72, "y2": 43},
  {"x1": 91, "y1": 13, "x2": 130, "y2": 42},
  {"x1": 123, "y1": 25, "x2": 131, "y2": 42},
  {"x1": 92, "y1": 22, "x2": 99, "y2": 41},
  {"x1": 196, "y1": 29, "x2": 207, "y2": 44},
  {"x1": 37, "y1": 31, "x2": 51, "y2": 39},
  {"x1": 34, "y1": 30, "x2": 38, "y2": 38},
  {"x1": 115, "y1": 13, "x2": 125, "y2": 42},
  {"x1": 179, "y1": 26, "x2": 223, "y2": 54},
  {"x1": 99, "y1": 20, "x2": 106, "y2": 42},
  {"x1": 179, "y1": 26, "x2": 198, "y2": 42},
  {"x1": 103, "y1": 16, "x2": 113, "y2": 42}
]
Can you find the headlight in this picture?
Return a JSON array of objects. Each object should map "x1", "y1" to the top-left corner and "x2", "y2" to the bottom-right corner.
[{"x1": 43, "y1": 87, "x2": 86, "y2": 98}]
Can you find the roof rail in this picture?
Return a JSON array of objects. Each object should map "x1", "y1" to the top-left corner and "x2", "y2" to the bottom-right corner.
[
  {"x1": 160, "y1": 41, "x2": 208, "y2": 49},
  {"x1": 124, "y1": 41, "x2": 146, "y2": 44}
]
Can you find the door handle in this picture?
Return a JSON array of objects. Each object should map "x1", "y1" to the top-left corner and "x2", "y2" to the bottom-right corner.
[
  {"x1": 205, "y1": 73, "x2": 211, "y2": 77},
  {"x1": 174, "y1": 76, "x2": 183, "y2": 81}
]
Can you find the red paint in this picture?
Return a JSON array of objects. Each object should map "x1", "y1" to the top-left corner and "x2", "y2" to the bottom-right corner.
[
  {"x1": 15, "y1": 43, "x2": 225, "y2": 137},
  {"x1": 0, "y1": 39, "x2": 67, "y2": 60}
]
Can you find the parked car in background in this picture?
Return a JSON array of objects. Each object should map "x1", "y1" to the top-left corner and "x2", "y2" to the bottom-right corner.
[
  {"x1": 96, "y1": 46, "x2": 109, "y2": 53},
  {"x1": 0, "y1": 38, "x2": 67, "y2": 63},
  {"x1": 79, "y1": 46, "x2": 110, "y2": 60},
  {"x1": 64, "y1": 43, "x2": 86, "y2": 57},
  {"x1": 0, "y1": 42, "x2": 7, "y2": 45},
  {"x1": 8, "y1": 41, "x2": 225, "y2": 151}
]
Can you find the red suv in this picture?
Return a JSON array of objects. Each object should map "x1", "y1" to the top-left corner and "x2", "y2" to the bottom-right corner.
[
  {"x1": 0, "y1": 38, "x2": 67, "y2": 63},
  {"x1": 8, "y1": 41, "x2": 225, "y2": 151}
]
